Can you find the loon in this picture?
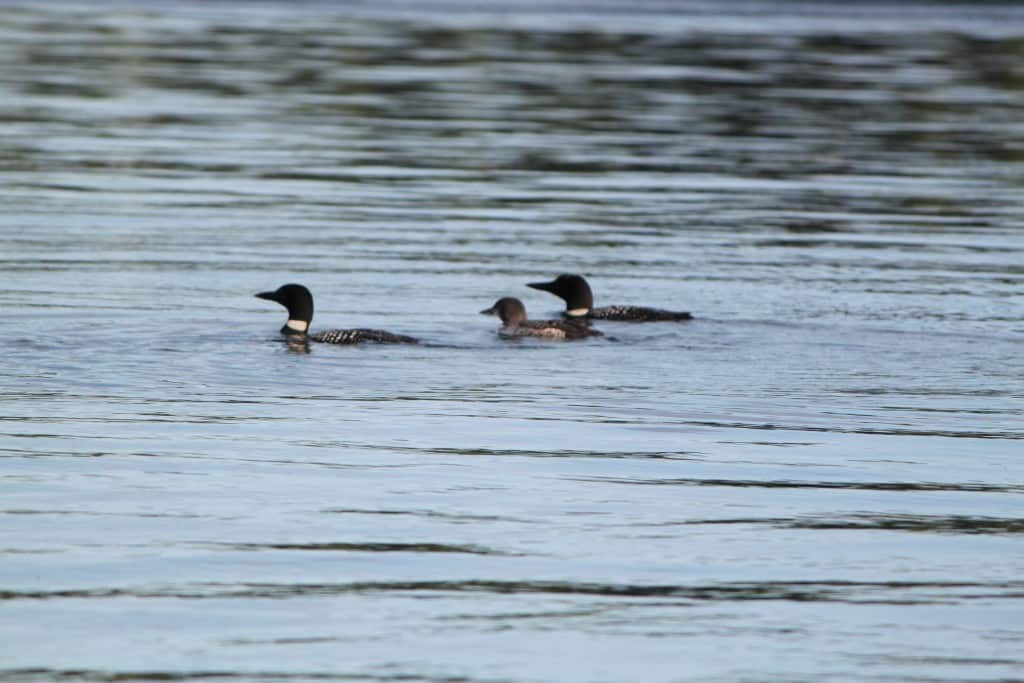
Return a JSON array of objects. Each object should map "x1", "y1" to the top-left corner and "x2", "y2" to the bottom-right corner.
[
  {"x1": 255, "y1": 283, "x2": 418, "y2": 345},
  {"x1": 480, "y1": 297, "x2": 602, "y2": 339},
  {"x1": 527, "y1": 274, "x2": 692, "y2": 322}
]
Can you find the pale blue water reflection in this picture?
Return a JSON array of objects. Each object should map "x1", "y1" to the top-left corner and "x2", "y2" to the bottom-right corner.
[{"x1": 1, "y1": 1, "x2": 1023, "y2": 682}]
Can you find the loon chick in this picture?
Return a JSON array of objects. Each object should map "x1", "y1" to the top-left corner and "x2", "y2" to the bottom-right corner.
[
  {"x1": 255, "y1": 284, "x2": 418, "y2": 345},
  {"x1": 480, "y1": 297, "x2": 602, "y2": 339},
  {"x1": 527, "y1": 274, "x2": 692, "y2": 322}
]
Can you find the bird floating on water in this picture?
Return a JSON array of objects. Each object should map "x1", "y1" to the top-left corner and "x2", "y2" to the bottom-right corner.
[
  {"x1": 256, "y1": 283, "x2": 418, "y2": 345},
  {"x1": 528, "y1": 273, "x2": 692, "y2": 321},
  {"x1": 480, "y1": 296, "x2": 603, "y2": 339}
]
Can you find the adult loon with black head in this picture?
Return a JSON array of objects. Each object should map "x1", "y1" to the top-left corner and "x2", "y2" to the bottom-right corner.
[
  {"x1": 256, "y1": 284, "x2": 418, "y2": 344},
  {"x1": 527, "y1": 274, "x2": 692, "y2": 322},
  {"x1": 480, "y1": 297, "x2": 602, "y2": 339}
]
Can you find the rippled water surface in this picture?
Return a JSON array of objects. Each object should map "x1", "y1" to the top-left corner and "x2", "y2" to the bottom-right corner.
[{"x1": 2, "y1": 1, "x2": 1023, "y2": 681}]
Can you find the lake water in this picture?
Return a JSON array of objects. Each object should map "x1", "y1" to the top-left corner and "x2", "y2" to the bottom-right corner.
[{"x1": 1, "y1": 1, "x2": 1023, "y2": 681}]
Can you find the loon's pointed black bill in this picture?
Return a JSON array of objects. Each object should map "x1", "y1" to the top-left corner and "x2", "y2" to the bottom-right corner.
[
  {"x1": 255, "y1": 291, "x2": 278, "y2": 301},
  {"x1": 480, "y1": 306, "x2": 497, "y2": 315},
  {"x1": 527, "y1": 280, "x2": 557, "y2": 293}
]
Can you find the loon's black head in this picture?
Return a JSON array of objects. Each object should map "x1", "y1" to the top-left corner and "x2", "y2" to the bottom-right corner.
[
  {"x1": 480, "y1": 297, "x2": 528, "y2": 325},
  {"x1": 256, "y1": 283, "x2": 314, "y2": 334},
  {"x1": 527, "y1": 273, "x2": 593, "y2": 315}
]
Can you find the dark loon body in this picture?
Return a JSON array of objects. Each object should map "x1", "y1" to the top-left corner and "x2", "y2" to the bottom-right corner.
[
  {"x1": 256, "y1": 284, "x2": 418, "y2": 345},
  {"x1": 528, "y1": 274, "x2": 692, "y2": 322},
  {"x1": 480, "y1": 297, "x2": 602, "y2": 339}
]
